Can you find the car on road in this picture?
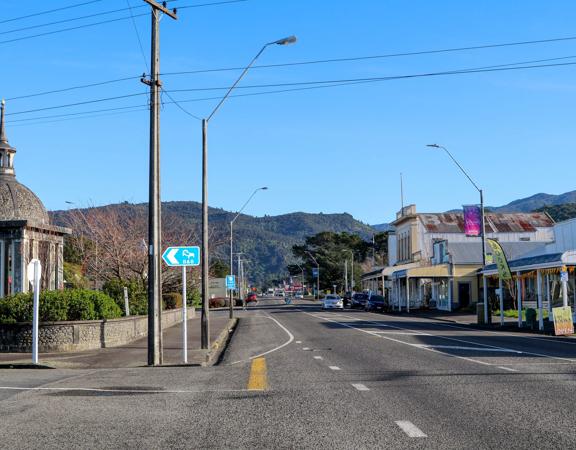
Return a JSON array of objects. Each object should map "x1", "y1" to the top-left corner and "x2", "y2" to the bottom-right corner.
[
  {"x1": 342, "y1": 291, "x2": 353, "y2": 307},
  {"x1": 245, "y1": 293, "x2": 258, "y2": 304},
  {"x1": 350, "y1": 293, "x2": 369, "y2": 309},
  {"x1": 365, "y1": 295, "x2": 386, "y2": 312},
  {"x1": 322, "y1": 294, "x2": 344, "y2": 310}
]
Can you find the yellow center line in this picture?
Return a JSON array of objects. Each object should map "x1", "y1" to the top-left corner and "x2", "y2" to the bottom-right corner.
[{"x1": 247, "y1": 357, "x2": 268, "y2": 391}]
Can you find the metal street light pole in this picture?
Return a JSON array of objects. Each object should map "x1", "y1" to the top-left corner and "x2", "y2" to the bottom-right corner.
[
  {"x1": 200, "y1": 36, "x2": 296, "y2": 350},
  {"x1": 305, "y1": 251, "x2": 320, "y2": 300},
  {"x1": 342, "y1": 249, "x2": 354, "y2": 292},
  {"x1": 229, "y1": 187, "x2": 268, "y2": 319},
  {"x1": 296, "y1": 263, "x2": 305, "y2": 295},
  {"x1": 427, "y1": 144, "x2": 488, "y2": 323}
]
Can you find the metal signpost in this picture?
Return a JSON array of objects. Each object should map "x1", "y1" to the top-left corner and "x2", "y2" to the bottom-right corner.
[
  {"x1": 27, "y1": 259, "x2": 41, "y2": 365},
  {"x1": 162, "y1": 246, "x2": 200, "y2": 363},
  {"x1": 123, "y1": 286, "x2": 130, "y2": 317}
]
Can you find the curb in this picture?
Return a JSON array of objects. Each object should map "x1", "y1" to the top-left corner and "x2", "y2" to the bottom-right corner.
[{"x1": 202, "y1": 318, "x2": 238, "y2": 367}]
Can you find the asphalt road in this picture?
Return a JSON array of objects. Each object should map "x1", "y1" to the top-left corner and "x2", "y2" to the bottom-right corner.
[{"x1": 1, "y1": 297, "x2": 575, "y2": 449}]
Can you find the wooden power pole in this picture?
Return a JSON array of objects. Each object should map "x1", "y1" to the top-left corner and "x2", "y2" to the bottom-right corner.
[{"x1": 141, "y1": 0, "x2": 177, "y2": 366}]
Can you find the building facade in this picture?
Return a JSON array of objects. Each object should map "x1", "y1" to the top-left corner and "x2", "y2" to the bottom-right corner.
[{"x1": 0, "y1": 101, "x2": 70, "y2": 296}]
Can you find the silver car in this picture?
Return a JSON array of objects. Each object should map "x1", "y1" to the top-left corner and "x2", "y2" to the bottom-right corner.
[{"x1": 322, "y1": 294, "x2": 344, "y2": 310}]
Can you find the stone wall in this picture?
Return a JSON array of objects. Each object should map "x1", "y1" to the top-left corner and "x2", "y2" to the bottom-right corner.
[{"x1": 0, "y1": 307, "x2": 195, "y2": 353}]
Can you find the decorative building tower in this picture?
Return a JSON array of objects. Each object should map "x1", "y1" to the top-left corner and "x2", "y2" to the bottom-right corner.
[{"x1": 0, "y1": 101, "x2": 70, "y2": 296}]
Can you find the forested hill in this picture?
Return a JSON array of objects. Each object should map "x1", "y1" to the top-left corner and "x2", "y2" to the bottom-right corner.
[{"x1": 51, "y1": 201, "x2": 376, "y2": 285}]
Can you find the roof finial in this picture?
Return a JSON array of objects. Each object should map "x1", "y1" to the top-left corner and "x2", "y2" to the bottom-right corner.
[{"x1": 0, "y1": 99, "x2": 6, "y2": 143}]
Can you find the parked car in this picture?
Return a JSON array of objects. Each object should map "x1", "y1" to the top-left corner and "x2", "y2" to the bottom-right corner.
[
  {"x1": 365, "y1": 295, "x2": 386, "y2": 312},
  {"x1": 322, "y1": 294, "x2": 344, "y2": 310},
  {"x1": 245, "y1": 293, "x2": 258, "y2": 304},
  {"x1": 342, "y1": 291, "x2": 353, "y2": 307},
  {"x1": 350, "y1": 293, "x2": 369, "y2": 309}
]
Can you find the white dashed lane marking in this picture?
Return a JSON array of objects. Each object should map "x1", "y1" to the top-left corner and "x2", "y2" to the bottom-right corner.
[
  {"x1": 302, "y1": 347, "x2": 310, "y2": 351},
  {"x1": 329, "y1": 366, "x2": 341, "y2": 371},
  {"x1": 313, "y1": 356, "x2": 323, "y2": 360},
  {"x1": 395, "y1": 421, "x2": 427, "y2": 438},
  {"x1": 351, "y1": 383, "x2": 369, "y2": 391},
  {"x1": 295, "y1": 341, "x2": 302, "y2": 344},
  {"x1": 498, "y1": 366, "x2": 518, "y2": 372}
]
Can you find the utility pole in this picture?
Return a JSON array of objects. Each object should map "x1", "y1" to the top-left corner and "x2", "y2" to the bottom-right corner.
[{"x1": 141, "y1": 0, "x2": 177, "y2": 366}]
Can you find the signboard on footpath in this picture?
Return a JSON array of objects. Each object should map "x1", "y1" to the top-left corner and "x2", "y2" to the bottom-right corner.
[{"x1": 552, "y1": 306, "x2": 574, "y2": 336}]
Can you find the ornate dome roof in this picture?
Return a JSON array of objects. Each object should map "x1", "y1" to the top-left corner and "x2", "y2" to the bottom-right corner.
[
  {"x1": 0, "y1": 176, "x2": 49, "y2": 225},
  {"x1": 0, "y1": 100, "x2": 49, "y2": 225}
]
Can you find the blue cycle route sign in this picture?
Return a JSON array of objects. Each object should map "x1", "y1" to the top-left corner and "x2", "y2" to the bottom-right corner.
[
  {"x1": 225, "y1": 275, "x2": 236, "y2": 290},
  {"x1": 161, "y1": 246, "x2": 200, "y2": 267}
]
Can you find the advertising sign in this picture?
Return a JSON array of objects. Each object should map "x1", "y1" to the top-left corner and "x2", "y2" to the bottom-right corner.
[
  {"x1": 463, "y1": 204, "x2": 482, "y2": 237},
  {"x1": 486, "y1": 239, "x2": 512, "y2": 280},
  {"x1": 312, "y1": 267, "x2": 319, "y2": 277},
  {"x1": 552, "y1": 306, "x2": 574, "y2": 336}
]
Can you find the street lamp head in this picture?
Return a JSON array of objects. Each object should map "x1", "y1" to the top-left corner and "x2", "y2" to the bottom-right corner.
[
  {"x1": 426, "y1": 144, "x2": 440, "y2": 148},
  {"x1": 272, "y1": 35, "x2": 297, "y2": 46},
  {"x1": 260, "y1": 186, "x2": 268, "y2": 190}
]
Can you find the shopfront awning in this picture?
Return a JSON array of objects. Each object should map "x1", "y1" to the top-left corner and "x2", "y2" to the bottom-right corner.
[
  {"x1": 483, "y1": 250, "x2": 576, "y2": 275},
  {"x1": 392, "y1": 264, "x2": 450, "y2": 279}
]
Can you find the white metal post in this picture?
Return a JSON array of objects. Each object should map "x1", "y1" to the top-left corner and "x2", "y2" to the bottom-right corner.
[
  {"x1": 406, "y1": 277, "x2": 410, "y2": 313},
  {"x1": 123, "y1": 286, "x2": 130, "y2": 317},
  {"x1": 182, "y1": 266, "x2": 188, "y2": 364},
  {"x1": 517, "y1": 272, "x2": 522, "y2": 328},
  {"x1": 483, "y1": 275, "x2": 488, "y2": 324},
  {"x1": 546, "y1": 273, "x2": 552, "y2": 318},
  {"x1": 499, "y1": 277, "x2": 504, "y2": 326},
  {"x1": 537, "y1": 269, "x2": 544, "y2": 331},
  {"x1": 31, "y1": 261, "x2": 40, "y2": 365},
  {"x1": 561, "y1": 272, "x2": 569, "y2": 307}
]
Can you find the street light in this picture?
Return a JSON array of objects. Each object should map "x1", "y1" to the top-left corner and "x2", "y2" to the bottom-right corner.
[
  {"x1": 305, "y1": 251, "x2": 320, "y2": 300},
  {"x1": 200, "y1": 36, "x2": 297, "y2": 349},
  {"x1": 427, "y1": 144, "x2": 488, "y2": 322},
  {"x1": 229, "y1": 187, "x2": 268, "y2": 318}
]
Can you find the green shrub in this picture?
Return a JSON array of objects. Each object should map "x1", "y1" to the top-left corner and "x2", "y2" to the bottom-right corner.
[
  {"x1": 162, "y1": 292, "x2": 182, "y2": 310},
  {"x1": 0, "y1": 289, "x2": 121, "y2": 324},
  {"x1": 187, "y1": 289, "x2": 201, "y2": 308},
  {"x1": 102, "y1": 279, "x2": 148, "y2": 316}
]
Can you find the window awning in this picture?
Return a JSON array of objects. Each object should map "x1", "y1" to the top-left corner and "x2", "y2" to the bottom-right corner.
[{"x1": 392, "y1": 264, "x2": 450, "y2": 279}]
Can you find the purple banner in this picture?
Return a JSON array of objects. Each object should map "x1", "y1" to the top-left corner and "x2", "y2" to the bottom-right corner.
[{"x1": 463, "y1": 205, "x2": 482, "y2": 237}]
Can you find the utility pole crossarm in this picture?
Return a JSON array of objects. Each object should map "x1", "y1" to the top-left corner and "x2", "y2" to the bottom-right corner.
[{"x1": 142, "y1": 0, "x2": 178, "y2": 19}]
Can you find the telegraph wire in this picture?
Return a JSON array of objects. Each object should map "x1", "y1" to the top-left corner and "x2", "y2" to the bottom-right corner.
[
  {"x1": 9, "y1": 58, "x2": 576, "y2": 125},
  {"x1": 0, "y1": 0, "x2": 246, "y2": 45},
  {"x1": 0, "y1": 0, "x2": 106, "y2": 25}
]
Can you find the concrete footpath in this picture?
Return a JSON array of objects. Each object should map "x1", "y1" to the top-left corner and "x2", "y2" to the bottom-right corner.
[{"x1": 0, "y1": 311, "x2": 236, "y2": 369}]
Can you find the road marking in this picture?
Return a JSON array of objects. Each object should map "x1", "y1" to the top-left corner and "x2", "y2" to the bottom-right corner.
[
  {"x1": 313, "y1": 356, "x2": 323, "y2": 360},
  {"x1": 395, "y1": 421, "x2": 427, "y2": 438},
  {"x1": 416, "y1": 345, "x2": 523, "y2": 353},
  {"x1": 247, "y1": 357, "x2": 268, "y2": 391},
  {"x1": 497, "y1": 366, "x2": 518, "y2": 372},
  {"x1": 0, "y1": 386, "x2": 260, "y2": 394},
  {"x1": 295, "y1": 340, "x2": 302, "y2": 344},
  {"x1": 351, "y1": 383, "x2": 369, "y2": 391},
  {"x1": 372, "y1": 331, "x2": 431, "y2": 336},
  {"x1": 328, "y1": 366, "x2": 341, "y2": 371},
  {"x1": 302, "y1": 347, "x2": 311, "y2": 351},
  {"x1": 229, "y1": 314, "x2": 294, "y2": 365},
  {"x1": 328, "y1": 312, "x2": 576, "y2": 364}
]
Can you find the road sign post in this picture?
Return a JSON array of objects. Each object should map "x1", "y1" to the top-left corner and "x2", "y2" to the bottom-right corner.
[
  {"x1": 161, "y1": 246, "x2": 200, "y2": 364},
  {"x1": 182, "y1": 266, "x2": 188, "y2": 364},
  {"x1": 123, "y1": 287, "x2": 130, "y2": 317},
  {"x1": 27, "y1": 259, "x2": 41, "y2": 365}
]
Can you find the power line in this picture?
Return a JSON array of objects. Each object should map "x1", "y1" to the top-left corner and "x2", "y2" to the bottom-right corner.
[
  {"x1": 0, "y1": 0, "x2": 106, "y2": 25},
  {"x1": 161, "y1": 88, "x2": 202, "y2": 120},
  {"x1": 0, "y1": 0, "x2": 246, "y2": 45},
  {"x1": 8, "y1": 34, "x2": 576, "y2": 102},
  {"x1": 9, "y1": 57, "x2": 576, "y2": 125},
  {"x1": 161, "y1": 35, "x2": 576, "y2": 77}
]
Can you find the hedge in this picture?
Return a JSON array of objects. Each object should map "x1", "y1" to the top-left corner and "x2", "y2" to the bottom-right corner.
[{"x1": 0, "y1": 289, "x2": 122, "y2": 324}]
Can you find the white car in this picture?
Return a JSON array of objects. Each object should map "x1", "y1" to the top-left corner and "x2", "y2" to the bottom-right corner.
[{"x1": 322, "y1": 294, "x2": 344, "y2": 310}]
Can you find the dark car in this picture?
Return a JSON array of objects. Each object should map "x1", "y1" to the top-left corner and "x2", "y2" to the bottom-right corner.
[
  {"x1": 365, "y1": 295, "x2": 386, "y2": 312},
  {"x1": 245, "y1": 293, "x2": 258, "y2": 304},
  {"x1": 350, "y1": 293, "x2": 369, "y2": 309},
  {"x1": 342, "y1": 291, "x2": 353, "y2": 307}
]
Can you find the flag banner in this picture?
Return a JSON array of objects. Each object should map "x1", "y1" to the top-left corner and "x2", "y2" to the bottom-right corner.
[
  {"x1": 463, "y1": 204, "x2": 482, "y2": 237},
  {"x1": 486, "y1": 238, "x2": 512, "y2": 280}
]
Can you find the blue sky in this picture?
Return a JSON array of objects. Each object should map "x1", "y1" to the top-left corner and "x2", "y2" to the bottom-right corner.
[{"x1": 2, "y1": 0, "x2": 576, "y2": 225}]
